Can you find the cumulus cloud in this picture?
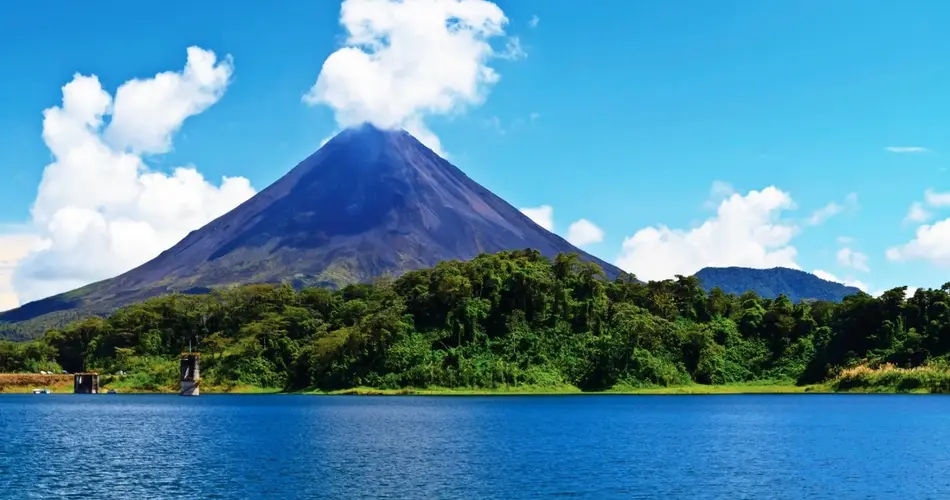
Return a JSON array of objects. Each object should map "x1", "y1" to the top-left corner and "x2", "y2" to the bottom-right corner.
[
  {"x1": 517, "y1": 205, "x2": 603, "y2": 247},
  {"x1": 616, "y1": 186, "x2": 799, "y2": 281},
  {"x1": 12, "y1": 47, "x2": 256, "y2": 305},
  {"x1": 885, "y1": 146, "x2": 929, "y2": 153},
  {"x1": 901, "y1": 188, "x2": 950, "y2": 225},
  {"x1": 836, "y1": 247, "x2": 869, "y2": 272},
  {"x1": 0, "y1": 233, "x2": 40, "y2": 311},
  {"x1": 104, "y1": 47, "x2": 233, "y2": 154},
  {"x1": 890, "y1": 188, "x2": 950, "y2": 265},
  {"x1": 886, "y1": 218, "x2": 950, "y2": 266},
  {"x1": 303, "y1": 0, "x2": 521, "y2": 156},
  {"x1": 520, "y1": 205, "x2": 554, "y2": 231},
  {"x1": 566, "y1": 219, "x2": 604, "y2": 247},
  {"x1": 812, "y1": 269, "x2": 869, "y2": 293}
]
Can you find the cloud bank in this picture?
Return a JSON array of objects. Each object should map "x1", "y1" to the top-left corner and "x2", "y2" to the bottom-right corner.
[
  {"x1": 0, "y1": 233, "x2": 39, "y2": 311},
  {"x1": 887, "y1": 219, "x2": 950, "y2": 266},
  {"x1": 812, "y1": 269, "x2": 869, "y2": 293},
  {"x1": 615, "y1": 186, "x2": 800, "y2": 281},
  {"x1": 890, "y1": 188, "x2": 950, "y2": 266},
  {"x1": 11, "y1": 47, "x2": 256, "y2": 305},
  {"x1": 303, "y1": 0, "x2": 520, "y2": 156}
]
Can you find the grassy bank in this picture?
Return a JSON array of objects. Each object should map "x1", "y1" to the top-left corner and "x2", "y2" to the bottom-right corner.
[
  {"x1": 0, "y1": 374, "x2": 73, "y2": 393},
  {"x1": 317, "y1": 381, "x2": 823, "y2": 396},
  {"x1": 0, "y1": 374, "x2": 282, "y2": 394},
  {"x1": 606, "y1": 382, "x2": 822, "y2": 394},
  {"x1": 11, "y1": 369, "x2": 950, "y2": 395},
  {"x1": 322, "y1": 384, "x2": 584, "y2": 396},
  {"x1": 830, "y1": 364, "x2": 950, "y2": 393},
  {"x1": 0, "y1": 375, "x2": 817, "y2": 395}
]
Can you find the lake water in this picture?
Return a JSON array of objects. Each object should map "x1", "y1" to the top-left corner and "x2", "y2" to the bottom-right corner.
[{"x1": 2, "y1": 395, "x2": 950, "y2": 499}]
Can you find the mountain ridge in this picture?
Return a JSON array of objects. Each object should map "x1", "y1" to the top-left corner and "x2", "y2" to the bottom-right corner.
[
  {"x1": 0, "y1": 126, "x2": 866, "y2": 339},
  {"x1": 1, "y1": 124, "x2": 622, "y2": 336},
  {"x1": 694, "y1": 266, "x2": 862, "y2": 302}
]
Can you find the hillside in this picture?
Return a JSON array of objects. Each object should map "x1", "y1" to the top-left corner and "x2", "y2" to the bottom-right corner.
[
  {"x1": 1, "y1": 124, "x2": 621, "y2": 339},
  {"x1": 694, "y1": 266, "x2": 862, "y2": 302}
]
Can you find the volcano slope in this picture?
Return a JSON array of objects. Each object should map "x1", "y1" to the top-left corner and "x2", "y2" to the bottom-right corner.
[{"x1": 1, "y1": 124, "x2": 622, "y2": 338}]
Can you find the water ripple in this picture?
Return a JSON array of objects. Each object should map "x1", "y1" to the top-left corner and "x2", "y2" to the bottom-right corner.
[{"x1": 1, "y1": 394, "x2": 949, "y2": 499}]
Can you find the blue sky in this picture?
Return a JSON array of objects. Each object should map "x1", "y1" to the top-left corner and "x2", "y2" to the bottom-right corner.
[{"x1": 2, "y1": 0, "x2": 950, "y2": 309}]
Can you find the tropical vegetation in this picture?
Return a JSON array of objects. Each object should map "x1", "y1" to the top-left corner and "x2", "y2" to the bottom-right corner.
[{"x1": 2, "y1": 250, "x2": 948, "y2": 393}]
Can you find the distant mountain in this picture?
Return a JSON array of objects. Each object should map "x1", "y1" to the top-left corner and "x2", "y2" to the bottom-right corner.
[
  {"x1": 1, "y1": 124, "x2": 621, "y2": 338},
  {"x1": 694, "y1": 266, "x2": 861, "y2": 302}
]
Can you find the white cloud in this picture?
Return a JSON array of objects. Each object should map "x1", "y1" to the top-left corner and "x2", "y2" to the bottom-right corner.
[
  {"x1": 709, "y1": 180, "x2": 734, "y2": 198},
  {"x1": 303, "y1": 0, "x2": 520, "y2": 157},
  {"x1": 806, "y1": 202, "x2": 842, "y2": 226},
  {"x1": 12, "y1": 47, "x2": 256, "y2": 305},
  {"x1": 485, "y1": 116, "x2": 505, "y2": 135},
  {"x1": 837, "y1": 236, "x2": 854, "y2": 245},
  {"x1": 836, "y1": 247, "x2": 869, "y2": 272},
  {"x1": 528, "y1": 14, "x2": 539, "y2": 28},
  {"x1": 520, "y1": 205, "x2": 553, "y2": 231},
  {"x1": 806, "y1": 192, "x2": 857, "y2": 226},
  {"x1": 900, "y1": 188, "x2": 950, "y2": 226},
  {"x1": 886, "y1": 218, "x2": 950, "y2": 266},
  {"x1": 497, "y1": 36, "x2": 526, "y2": 61},
  {"x1": 566, "y1": 219, "x2": 604, "y2": 247},
  {"x1": 885, "y1": 146, "x2": 929, "y2": 153},
  {"x1": 924, "y1": 188, "x2": 950, "y2": 208},
  {"x1": 0, "y1": 234, "x2": 40, "y2": 312},
  {"x1": 814, "y1": 271, "x2": 917, "y2": 299},
  {"x1": 104, "y1": 47, "x2": 233, "y2": 155},
  {"x1": 904, "y1": 201, "x2": 933, "y2": 224},
  {"x1": 900, "y1": 189, "x2": 950, "y2": 226},
  {"x1": 812, "y1": 269, "x2": 869, "y2": 293},
  {"x1": 702, "y1": 180, "x2": 735, "y2": 209},
  {"x1": 616, "y1": 186, "x2": 800, "y2": 281},
  {"x1": 516, "y1": 206, "x2": 603, "y2": 247}
]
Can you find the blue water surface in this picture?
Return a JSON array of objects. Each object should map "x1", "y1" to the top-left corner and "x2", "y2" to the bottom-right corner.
[{"x1": 1, "y1": 394, "x2": 949, "y2": 499}]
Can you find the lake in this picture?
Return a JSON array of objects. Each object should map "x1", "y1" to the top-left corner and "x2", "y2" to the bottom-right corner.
[{"x1": 1, "y1": 394, "x2": 949, "y2": 499}]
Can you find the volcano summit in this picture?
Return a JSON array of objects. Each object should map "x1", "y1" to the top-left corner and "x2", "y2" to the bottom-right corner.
[{"x1": 2, "y1": 124, "x2": 621, "y2": 333}]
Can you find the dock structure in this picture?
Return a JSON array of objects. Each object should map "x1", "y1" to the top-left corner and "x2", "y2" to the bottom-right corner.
[
  {"x1": 73, "y1": 373, "x2": 99, "y2": 394},
  {"x1": 180, "y1": 353, "x2": 200, "y2": 396}
]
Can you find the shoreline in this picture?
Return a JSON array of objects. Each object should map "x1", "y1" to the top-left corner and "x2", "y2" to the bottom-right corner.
[{"x1": 4, "y1": 374, "x2": 944, "y2": 396}]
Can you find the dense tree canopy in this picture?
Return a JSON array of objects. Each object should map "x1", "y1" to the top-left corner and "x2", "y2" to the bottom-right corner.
[{"x1": 2, "y1": 250, "x2": 946, "y2": 392}]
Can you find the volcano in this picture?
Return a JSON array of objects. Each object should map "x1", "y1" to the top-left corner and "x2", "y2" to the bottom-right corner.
[{"x1": 1, "y1": 124, "x2": 622, "y2": 334}]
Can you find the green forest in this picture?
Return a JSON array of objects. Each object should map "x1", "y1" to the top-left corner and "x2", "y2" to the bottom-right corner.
[{"x1": 2, "y1": 250, "x2": 949, "y2": 393}]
